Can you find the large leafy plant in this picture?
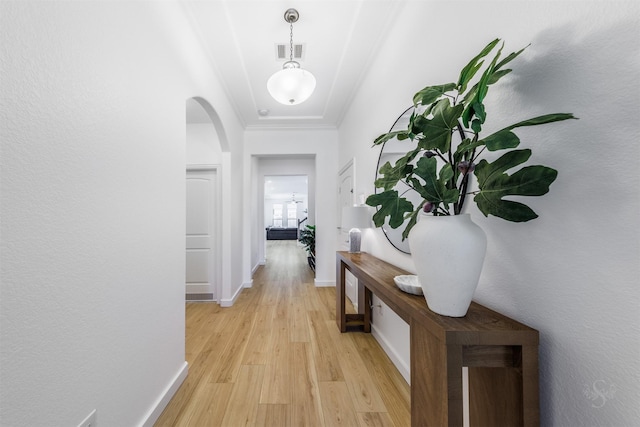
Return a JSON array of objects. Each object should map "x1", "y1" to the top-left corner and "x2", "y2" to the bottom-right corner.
[
  {"x1": 366, "y1": 39, "x2": 576, "y2": 241},
  {"x1": 298, "y1": 224, "x2": 316, "y2": 256}
]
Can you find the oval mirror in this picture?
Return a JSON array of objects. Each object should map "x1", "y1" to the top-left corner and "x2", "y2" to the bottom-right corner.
[{"x1": 374, "y1": 106, "x2": 420, "y2": 253}]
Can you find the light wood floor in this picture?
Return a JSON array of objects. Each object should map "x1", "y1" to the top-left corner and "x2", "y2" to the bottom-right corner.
[{"x1": 155, "y1": 240, "x2": 410, "y2": 426}]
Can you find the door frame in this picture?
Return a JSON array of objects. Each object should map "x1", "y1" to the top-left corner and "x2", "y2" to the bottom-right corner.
[{"x1": 186, "y1": 164, "x2": 222, "y2": 303}]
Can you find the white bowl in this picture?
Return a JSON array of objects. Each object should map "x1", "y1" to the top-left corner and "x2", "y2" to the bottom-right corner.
[{"x1": 393, "y1": 275, "x2": 423, "y2": 295}]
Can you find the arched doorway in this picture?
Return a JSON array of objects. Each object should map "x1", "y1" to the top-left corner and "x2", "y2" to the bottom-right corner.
[{"x1": 185, "y1": 97, "x2": 228, "y2": 302}]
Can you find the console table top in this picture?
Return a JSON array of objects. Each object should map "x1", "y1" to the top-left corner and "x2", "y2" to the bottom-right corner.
[{"x1": 337, "y1": 251, "x2": 538, "y2": 345}]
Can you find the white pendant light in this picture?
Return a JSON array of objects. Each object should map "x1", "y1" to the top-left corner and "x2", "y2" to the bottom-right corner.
[{"x1": 267, "y1": 9, "x2": 316, "y2": 105}]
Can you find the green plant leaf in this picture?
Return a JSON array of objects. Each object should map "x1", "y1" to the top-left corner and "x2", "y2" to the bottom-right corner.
[
  {"x1": 409, "y1": 114, "x2": 430, "y2": 137},
  {"x1": 475, "y1": 149, "x2": 531, "y2": 183},
  {"x1": 419, "y1": 99, "x2": 464, "y2": 152},
  {"x1": 478, "y1": 43, "x2": 503, "y2": 102},
  {"x1": 462, "y1": 44, "x2": 527, "y2": 122},
  {"x1": 501, "y1": 113, "x2": 578, "y2": 131},
  {"x1": 461, "y1": 96, "x2": 476, "y2": 129},
  {"x1": 471, "y1": 119, "x2": 482, "y2": 133},
  {"x1": 487, "y1": 68, "x2": 512, "y2": 85},
  {"x1": 413, "y1": 157, "x2": 460, "y2": 205},
  {"x1": 454, "y1": 138, "x2": 479, "y2": 156},
  {"x1": 480, "y1": 163, "x2": 558, "y2": 197},
  {"x1": 366, "y1": 190, "x2": 415, "y2": 229},
  {"x1": 479, "y1": 113, "x2": 577, "y2": 152},
  {"x1": 457, "y1": 38, "x2": 500, "y2": 93},
  {"x1": 401, "y1": 209, "x2": 421, "y2": 241},
  {"x1": 473, "y1": 102, "x2": 486, "y2": 123},
  {"x1": 481, "y1": 129, "x2": 521, "y2": 151},
  {"x1": 474, "y1": 197, "x2": 539, "y2": 222},
  {"x1": 494, "y1": 44, "x2": 529, "y2": 72},
  {"x1": 462, "y1": 83, "x2": 478, "y2": 108},
  {"x1": 374, "y1": 147, "x2": 421, "y2": 190},
  {"x1": 407, "y1": 177, "x2": 428, "y2": 199},
  {"x1": 462, "y1": 42, "x2": 504, "y2": 130},
  {"x1": 412, "y1": 83, "x2": 456, "y2": 106},
  {"x1": 373, "y1": 130, "x2": 410, "y2": 146},
  {"x1": 439, "y1": 163, "x2": 454, "y2": 183},
  {"x1": 375, "y1": 162, "x2": 403, "y2": 190},
  {"x1": 474, "y1": 149, "x2": 558, "y2": 222}
]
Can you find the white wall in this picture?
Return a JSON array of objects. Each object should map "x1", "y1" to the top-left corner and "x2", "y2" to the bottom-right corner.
[
  {"x1": 249, "y1": 155, "x2": 260, "y2": 276},
  {"x1": 0, "y1": 2, "x2": 243, "y2": 425},
  {"x1": 339, "y1": 1, "x2": 639, "y2": 425},
  {"x1": 227, "y1": 134, "x2": 245, "y2": 303},
  {"x1": 186, "y1": 123, "x2": 222, "y2": 165},
  {"x1": 244, "y1": 130, "x2": 338, "y2": 287}
]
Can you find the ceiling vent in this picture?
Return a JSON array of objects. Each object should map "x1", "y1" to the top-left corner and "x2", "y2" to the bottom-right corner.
[{"x1": 276, "y1": 43, "x2": 304, "y2": 60}]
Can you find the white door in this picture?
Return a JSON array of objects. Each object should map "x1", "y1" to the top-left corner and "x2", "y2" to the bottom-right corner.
[
  {"x1": 338, "y1": 160, "x2": 358, "y2": 307},
  {"x1": 186, "y1": 170, "x2": 218, "y2": 300}
]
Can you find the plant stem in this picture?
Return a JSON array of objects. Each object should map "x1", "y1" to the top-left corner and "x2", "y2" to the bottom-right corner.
[
  {"x1": 452, "y1": 124, "x2": 468, "y2": 214},
  {"x1": 472, "y1": 145, "x2": 487, "y2": 163},
  {"x1": 436, "y1": 152, "x2": 448, "y2": 163},
  {"x1": 447, "y1": 147, "x2": 455, "y2": 212},
  {"x1": 435, "y1": 206, "x2": 450, "y2": 216},
  {"x1": 456, "y1": 174, "x2": 470, "y2": 214},
  {"x1": 455, "y1": 129, "x2": 476, "y2": 214}
]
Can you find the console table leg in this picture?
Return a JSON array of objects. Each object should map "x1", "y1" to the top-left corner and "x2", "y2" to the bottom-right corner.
[
  {"x1": 468, "y1": 344, "x2": 539, "y2": 426},
  {"x1": 522, "y1": 345, "x2": 540, "y2": 426},
  {"x1": 411, "y1": 320, "x2": 463, "y2": 426},
  {"x1": 336, "y1": 259, "x2": 346, "y2": 332},
  {"x1": 468, "y1": 367, "x2": 523, "y2": 425},
  {"x1": 363, "y1": 287, "x2": 371, "y2": 333}
]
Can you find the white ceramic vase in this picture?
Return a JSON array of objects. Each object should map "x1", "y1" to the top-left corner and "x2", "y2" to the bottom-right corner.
[{"x1": 408, "y1": 213, "x2": 487, "y2": 317}]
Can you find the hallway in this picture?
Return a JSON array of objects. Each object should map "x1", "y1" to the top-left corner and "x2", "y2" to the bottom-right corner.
[{"x1": 155, "y1": 241, "x2": 410, "y2": 426}]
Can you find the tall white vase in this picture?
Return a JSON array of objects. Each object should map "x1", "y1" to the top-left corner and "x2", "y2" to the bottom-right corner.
[{"x1": 408, "y1": 213, "x2": 487, "y2": 317}]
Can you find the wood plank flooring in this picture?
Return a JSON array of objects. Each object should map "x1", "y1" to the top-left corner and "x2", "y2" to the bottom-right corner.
[{"x1": 155, "y1": 240, "x2": 410, "y2": 426}]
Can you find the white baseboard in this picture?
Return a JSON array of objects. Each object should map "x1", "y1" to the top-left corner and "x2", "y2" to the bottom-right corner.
[
  {"x1": 243, "y1": 280, "x2": 253, "y2": 289},
  {"x1": 220, "y1": 282, "x2": 244, "y2": 307},
  {"x1": 141, "y1": 361, "x2": 188, "y2": 427},
  {"x1": 371, "y1": 325, "x2": 410, "y2": 384},
  {"x1": 252, "y1": 262, "x2": 262, "y2": 275},
  {"x1": 313, "y1": 279, "x2": 335, "y2": 287},
  {"x1": 186, "y1": 282, "x2": 212, "y2": 294}
]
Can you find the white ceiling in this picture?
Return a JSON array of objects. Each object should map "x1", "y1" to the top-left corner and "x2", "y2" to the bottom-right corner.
[
  {"x1": 182, "y1": 0, "x2": 403, "y2": 129},
  {"x1": 264, "y1": 174, "x2": 309, "y2": 201}
]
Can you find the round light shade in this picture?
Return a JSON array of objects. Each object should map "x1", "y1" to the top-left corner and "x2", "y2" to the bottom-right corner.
[{"x1": 267, "y1": 67, "x2": 316, "y2": 105}]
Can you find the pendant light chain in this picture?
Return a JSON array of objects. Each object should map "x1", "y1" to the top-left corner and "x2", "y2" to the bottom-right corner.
[{"x1": 289, "y1": 22, "x2": 294, "y2": 62}]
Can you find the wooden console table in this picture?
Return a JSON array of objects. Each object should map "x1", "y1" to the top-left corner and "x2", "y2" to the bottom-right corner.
[{"x1": 336, "y1": 251, "x2": 539, "y2": 426}]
